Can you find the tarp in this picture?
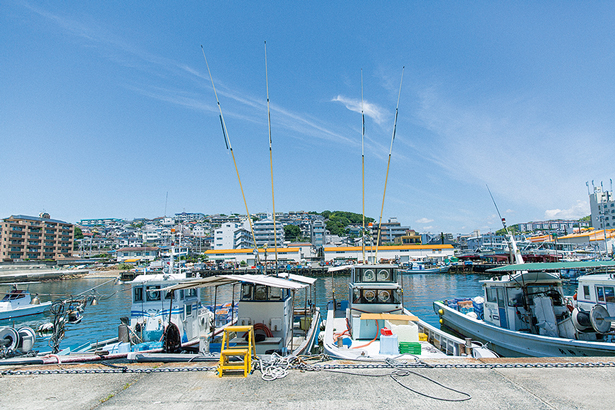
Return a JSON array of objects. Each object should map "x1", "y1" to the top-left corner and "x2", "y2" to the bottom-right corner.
[
  {"x1": 487, "y1": 261, "x2": 615, "y2": 273},
  {"x1": 161, "y1": 273, "x2": 310, "y2": 292}
]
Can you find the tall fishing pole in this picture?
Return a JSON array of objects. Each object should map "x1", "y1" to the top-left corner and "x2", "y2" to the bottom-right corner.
[
  {"x1": 487, "y1": 185, "x2": 523, "y2": 264},
  {"x1": 375, "y1": 67, "x2": 405, "y2": 262},
  {"x1": 361, "y1": 69, "x2": 366, "y2": 264},
  {"x1": 264, "y1": 41, "x2": 279, "y2": 274},
  {"x1": 201, "y1": 45, "x2": 259, "y2": 260}
]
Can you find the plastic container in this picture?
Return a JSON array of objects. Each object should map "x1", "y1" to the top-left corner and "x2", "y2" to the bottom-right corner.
[
  {"x1": 385, "y1": 319, "x2": 419, "y2": 342},
  {"x1": 399, "y1": 341, "x2": 422, "y2": 355},
  {"x1": 379, "y1": 333, "x2": 399, "y2": 355},
  {"x1": 381, "y1": 327, "x2": 393, "y2": 336}
]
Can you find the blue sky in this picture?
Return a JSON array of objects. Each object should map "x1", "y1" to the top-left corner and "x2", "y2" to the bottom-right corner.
[{"x1": 2, "y1": 1, "x2": 614, "y2": 235}]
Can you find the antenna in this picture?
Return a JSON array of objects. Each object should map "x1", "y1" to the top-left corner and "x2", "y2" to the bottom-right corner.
[
  {"x1": 375, "y1": 67, "x2": 405, "y2": 262},
  {"x1": 486, "y1": 185, "x2": 524, "y2": 264},
  {"x1": 361, "y1": 69, "x2": 366, "y2": 264},
  {"x1": 201, "y1": 45, "x2": 259, "y2": 258},
  {"x1": 264, "y1": 41, "x2": 279, "y2": 274},
  {"x1": 586, "y1": 181, "x2": 590, "y2": 196},
  {"x1": 164, "y1": 192, "x2": 168, "y2": 217}
]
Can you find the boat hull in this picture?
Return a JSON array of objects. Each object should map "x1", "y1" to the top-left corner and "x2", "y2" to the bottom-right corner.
[
  {"x1": 434, "y1": 301, "x2": 615, "y2": 357},
  {"x1": 0, "y1": 302, "x2": 52, "y2": 320}
]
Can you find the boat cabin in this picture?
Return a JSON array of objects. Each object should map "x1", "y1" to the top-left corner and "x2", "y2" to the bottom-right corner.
[
  {"x1": 481, "y1": 272, "x2": 576, "y2": 338},
  {"x1": 130, "y1": 274, "x2": 209, "y2": 346},
  {"x1": 348, "y1": 265, "x2": 403, "y2": 339},
  {"x1": 576, "y1": 273, "x2": 615, "y2": 316}
]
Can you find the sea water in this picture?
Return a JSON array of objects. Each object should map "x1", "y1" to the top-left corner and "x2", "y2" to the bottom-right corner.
[{"x1": 1, "y1": 273, "x2": 577, "y2": 352}]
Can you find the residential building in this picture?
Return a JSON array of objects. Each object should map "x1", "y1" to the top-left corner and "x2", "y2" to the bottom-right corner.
[
  {"x1": 589, "y1": 185, "x2": 615, "y2": 230},
  {"x1": 253, "y1": 219, "x2": 285, "y2": 247},
  {"x1": 116, "y1": 247, "x2": 159, "y2": 262},
  {"x1": 310, "y1": 219, "x2": 326, "y2": 247},
  {"x1": 1, "y1": 214, "x2": 74, "y2": 261},
  {"x1": 370, "y1": 217, "x2": 413, "y2": 245},
  {"x1": 79, "y1": 218, "x2": 124, "y2": 227}
]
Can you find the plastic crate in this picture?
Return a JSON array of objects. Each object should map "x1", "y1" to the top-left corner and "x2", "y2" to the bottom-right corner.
[{"x1": 399, "y1": 341, "x2": 422, "y2": 355}]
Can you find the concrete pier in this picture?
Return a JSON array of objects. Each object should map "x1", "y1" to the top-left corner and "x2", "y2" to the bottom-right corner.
[{"x1": 1, "y1": 357, "x2": 614, "y2": 409}]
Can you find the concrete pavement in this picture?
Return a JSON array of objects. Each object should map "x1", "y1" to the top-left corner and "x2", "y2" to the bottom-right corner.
[{"x1": 2, "y1": 358, "x2": 615, "y2": 409}]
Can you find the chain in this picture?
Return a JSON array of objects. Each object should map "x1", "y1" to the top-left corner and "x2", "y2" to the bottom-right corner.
[{"x1": 3, "y1": 360, "x2": 615, "y2": 376}]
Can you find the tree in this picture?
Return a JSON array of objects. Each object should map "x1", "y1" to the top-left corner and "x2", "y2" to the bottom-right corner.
[
  {"x1": 74, "y1": 226, "x2": 84, "y2": 240},
  {"x1": 284, "y1": 225, "x2": 301, "y2": 242}
]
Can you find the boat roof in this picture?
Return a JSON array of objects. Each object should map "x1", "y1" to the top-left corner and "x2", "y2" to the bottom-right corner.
[
  {"x1": 481, "y1": 271, "x2": 561, "y2": 285},
  {"x1": 487, "y1": 261, "x2": 615, "y2": 273},
  {"x1": 327, "y1": 264, "x2": 398, "y2": 273},
  {"x1": 161, "y1": 274, "x2": 310, "y2": 292},
  {"x1": 131, "y1": 274, "x2": 192, "y2": 284},
  {"x1": 577, "y1": 273, "x2": 615, "y2": 283},
  {"x1": 277, "y1": 272, "x2": 317, "y2": 285}
]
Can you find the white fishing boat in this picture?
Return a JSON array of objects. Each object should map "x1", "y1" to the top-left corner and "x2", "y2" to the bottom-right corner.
[
  {"x1": 323, "y1": 264, "x2": 496, "y2": 360},
  {"x1": 0, "y1": 284, "x2": 51, "y2": 320},
  {"x1": 434, "y1": 261, "x2": 615, "y2": 357},
  {"x1": 574, "y1": 266, "x2": 615, "y2": 317},
  {"x1": 72, "y1": 273, "x2": 237, "y2": 357},
  {"x1": 402, "y1": 262, "x2": 450, "y2": 274},
  {"x1": 156, "y1": 273, "x2": 321, "y2": 358}
]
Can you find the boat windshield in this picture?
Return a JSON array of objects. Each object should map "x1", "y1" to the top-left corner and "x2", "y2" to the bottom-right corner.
[{"x1": 353, "y1": 288, "x2": 400, "y2": 304}]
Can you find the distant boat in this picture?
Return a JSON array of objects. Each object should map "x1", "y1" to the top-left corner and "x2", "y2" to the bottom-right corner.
[
  {"x1": 401, "y1": 262, "x2": 450, "y2": 274},
  {"x1": 0, "y1": 284, "x2": 51, "y2": 320}
]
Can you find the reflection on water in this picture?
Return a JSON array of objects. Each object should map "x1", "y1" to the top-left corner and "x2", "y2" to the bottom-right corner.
[{"x1": 4, "y1": 272, "x2": 575, "y2": 353}]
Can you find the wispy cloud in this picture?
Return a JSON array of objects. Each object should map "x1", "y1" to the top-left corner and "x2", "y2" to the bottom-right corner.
[
  {"x1": 545, "y1": 200, "x2": 589, "y2": 220},
  {"x1": 416, "y1": 217, "x2": 433, "y2": 223},
  {"x1": 412, "y1": 86, "x2": 615, "y2": 212},
  {"x1": 331, "y1": 95, "x2": 387, "y2": 125},
  {"x1": 21, "y1": 3, "x2": 358, "y2": 149}
]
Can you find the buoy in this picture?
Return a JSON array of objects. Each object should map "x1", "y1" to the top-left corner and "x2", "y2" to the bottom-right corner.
[
  {"x1": 439, "y1": 318, "x2": 443, "y2": 324},
  {"x1": 438, "y1": 309, "x2": 444, "y2": 315}
]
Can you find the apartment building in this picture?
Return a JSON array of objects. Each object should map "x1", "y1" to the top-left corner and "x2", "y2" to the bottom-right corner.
[{"x1": 1, "y1": 214, "x2": 74, "y2": 261}]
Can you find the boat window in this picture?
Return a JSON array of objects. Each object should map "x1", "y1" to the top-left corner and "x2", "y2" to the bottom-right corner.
[
  {"x1": 605, "y1": 287, "x2": 615, "y2": 303},
  {"x1": 583, "y1": 285, "x2": 591, "y2": 300},
  {"x1": 597, "y1": 286, "x2": 605, "y2": 302},
  {"x1": 377, "y1": 269, "x2": 392, "y2": 282},
  {"x1": 146, "y1": 285, "x2": 161, "y2": 301},
  {"x1": 354, "y1": 289, "x2": 399, "y2": 304},
  {"x1": 186, "y1": 289, "x2": 197, "y2": 299},
  {"x1": 496, "y1": 288, "x2": 506, "y2": 308},
  {"x1": 507, "y1": 288, "x2": 524, "y2": 307},
  {"x1": 185, "y1": 304, "x2": 192, "y2": 316},
  {"x1": 269, "y1": 287, "x2": 283, "y2": 300},
  {"x1": 241, "y1": 284, "x2": 253, "y2": 300},
  {"x1": 179, "y1": 290, "x2": 185, "y2": 300},
  {"x1": 254, "y1": 285, "x2": 268, "y2": 301},
  {"x1": 486, "y1": 287, "x2": 497, "y2": 303},
  {"x1": 362, "y1": 269, "x2": 375, "y2": 282},
  {"x1": 133, "y1": 287, "x2": 143, "y2": 302}
]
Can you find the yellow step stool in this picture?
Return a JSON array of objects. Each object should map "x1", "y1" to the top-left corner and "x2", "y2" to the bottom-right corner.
[{"x1": 218, "y1": 325, "x2": 254, "y2": 377}]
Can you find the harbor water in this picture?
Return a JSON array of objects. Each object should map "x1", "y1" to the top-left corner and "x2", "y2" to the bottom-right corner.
[{"x1": 1, "y1": 272, "x2": 577, "y2": 353}]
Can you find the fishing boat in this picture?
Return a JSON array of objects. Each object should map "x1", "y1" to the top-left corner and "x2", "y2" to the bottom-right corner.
[
  {"x1": 574, "y1": 264, "x2": 615, "y2": 317},
  {"x1": 71, "y1": 272, "x2": 237, "y2": 356},
  {"x1": 153, "y1": 273, "x2": 321, "y2": 358},
  {"x1": 434, "y1": 261, "x2": 615, "y2": 357},
  {"x1": 402, "y1": 262, "x2": 450, "y2": 274},
  {"x1": 323, "y1": 264, "x2": 496, "y2": 360},
  {"x1": 0, "y1": 284, "x2": 51, "y2": 320}
]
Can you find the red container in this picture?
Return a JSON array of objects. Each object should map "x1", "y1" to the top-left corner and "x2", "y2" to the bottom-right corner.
[{"x1": 381, "y1": 328, "x2": 393, "y2": 336}]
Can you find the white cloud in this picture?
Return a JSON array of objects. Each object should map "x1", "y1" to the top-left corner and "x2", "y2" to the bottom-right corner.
[
  {"x1": 423, "y1": 226, "x2": 433, "y2": 230},
  {"x1": 544, "y1": 200, "x2": 589, "y2": 220},
  {"x1": 331, "y1": 95, "x2": 386, "y2": 125},
  {"x1": 416, "y1": 217, "x2": 433, "y2": 223}
]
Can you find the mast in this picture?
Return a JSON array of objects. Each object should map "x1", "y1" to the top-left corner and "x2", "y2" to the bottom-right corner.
[
  {"x1": 361, "y1": 69, "x2": 366, "y2": 264},
  {"x1": 265, "y1": 41, "x2": 279, "y2": 274},
  {"x1": 201, "y1": 46, "x2": 259, "y2": 261},
  {"x1": 487, "y1": 185, "x2": 524, "y2": 264},
  {"x1": 375, "y1": 67, "x2": 405, "y2": 262}
]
